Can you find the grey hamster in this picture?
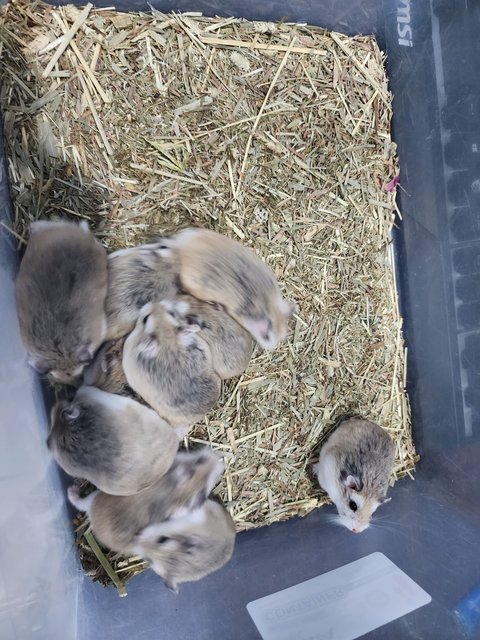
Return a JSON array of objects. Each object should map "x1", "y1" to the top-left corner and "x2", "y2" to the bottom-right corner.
[
  {"x1": 312, "y1": 417, "x2": 394, "y2": 533},
  {"x1": 104, "y1": 244, "x2": 178, "y2": 340},
  {"x1": 15, "y1": 219, "x2": 108, "y2": 384},
  {"x1": 122, "y1": 301, "x2": 221, "y2": 434},
  {"x1": 67, "y1": 447, "x2": 225, "y2": 552},
  {"x1": 156, "y1": 227, "x2": 295, "y2": 350},
  {"x1": 168, "y1": 295, "x2": 254, "y2": 379},
  {"x1": 48, "y1": 385, "x2": 178, "y2": 495},
  {"x1": 133, "y1": 499, "x2": 235, "y2": 592}
]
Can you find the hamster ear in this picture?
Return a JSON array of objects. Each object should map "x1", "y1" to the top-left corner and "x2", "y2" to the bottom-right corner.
[
  {"x1": 183, "y1": 321, "x2": 202, "y2": 333},
  {"x1": 29, "y1": 220, "x2": 52, "y2": 235},
  {"x1": 152, "y1": 238, "x2": 174, "y2": 259},
  {"x1": 140, "y1": 302, "x2": 154, "y2": 317},
  {"x1": 244, "y1": 317, "x2": 271, "y2": 346},
  {"x1": 75, "y1": 345, "x2": 93, "y2": 365},
  {"x1": 343, "y1": 473, "x2": 362, "y2": 492},
  {"x1": 28, "y1": 355, "x2": 50, "y2": 375},
  {"x1": 62, "y1": 405, "x2": 81, "y2": 422},
  {"x1": 135, "y1": 523, "x2": 168, "y2": 545},
  {"x1": 185, "y1": 314, "x2": 206, "y2": 330},
  {"x1": 177, "y1": 327, "x2": 199, "y2": 347},
  {"x1": 278, "y1": 297, "x2": 296, "y2": 317},
  {"x1": 163, "y1": 577, "x2": 179, "y2": 594},
  {"x1": 138, "y1": 252, "x2": 157, "y2": 270}
]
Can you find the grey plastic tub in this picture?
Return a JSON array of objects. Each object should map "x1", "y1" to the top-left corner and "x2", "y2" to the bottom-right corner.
[{"x1": 1, "y1": 1, "x2": 480, "y2": 639}]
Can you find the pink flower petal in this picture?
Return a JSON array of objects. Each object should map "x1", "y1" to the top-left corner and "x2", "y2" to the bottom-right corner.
[{"x1": 384, "y1": 175, "x2": 400, "y2": 192}]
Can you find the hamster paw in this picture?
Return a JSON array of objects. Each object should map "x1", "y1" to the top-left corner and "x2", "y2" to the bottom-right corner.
[{"x1": 67, "y1": 485, "x2": 81, "y2": 508}]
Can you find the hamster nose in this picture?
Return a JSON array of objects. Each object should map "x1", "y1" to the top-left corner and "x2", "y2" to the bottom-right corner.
[{"x1": 352, "y1": 527, "x2": 359, "y2": 533}]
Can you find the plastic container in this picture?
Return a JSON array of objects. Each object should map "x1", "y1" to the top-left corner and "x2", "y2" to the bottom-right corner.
[{"x1": 1, "y1": 1, "x2": 480, "y2": 638}]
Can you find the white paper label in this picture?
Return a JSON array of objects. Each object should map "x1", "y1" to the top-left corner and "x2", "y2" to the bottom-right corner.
[{"x1": 247, "y1": 552, "x2": 431, "y2": 640}]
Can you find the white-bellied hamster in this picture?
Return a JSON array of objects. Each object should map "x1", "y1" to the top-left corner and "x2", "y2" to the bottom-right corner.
[
  {"x1": 132, "y1": 499, "x2": 235, "y2": 592},
  {"x1": 122, "y1": 301, "x2": 221, "y2": 435},
  {"x1": 104, "y1": 244, "x2": 178, "y2": 341},
  {"x1": 155, "y1": 227, "x2": 295, "y2": 350},
  {"x1": 15, "y1": 219, "x2": 108, "y2": 383},
  {"x1": 48, "y1": 385, "x2": 178, "y2": 495},
  {"x1": 67, "y1": 447, "x2": 225, "y2": 552},
  {"x1": 312, "y1": 417, "x2": 394, "y2": 533},
  {"x1": 167, "y1": 295, "x2": 254, "y2": 379}
]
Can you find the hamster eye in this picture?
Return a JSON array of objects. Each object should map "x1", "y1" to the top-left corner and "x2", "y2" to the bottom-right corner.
[
  {"x1": 142, "y1": 314, "x2": 150, "y2": 326},
  {"x1": 156, "y1": 536, "x2": 169, "y2": 544},
  {"x1": 349, "y1": 500, "x2": 358, "y2": 512}
]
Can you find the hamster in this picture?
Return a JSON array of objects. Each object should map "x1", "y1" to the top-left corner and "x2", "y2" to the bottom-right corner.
[
  {"x1": 83, "y1": 337, "x2": 131, "y2": 396},
  {"x1": 156, "y1": 227, "x2": 295, "y2": 350},
  {"x1": 312, "y1": 417, "x2": 394, "y2": 533},
  {"x1": 67, "y1": 447, "x2": 225, "y2": 553},
  {"x1": 133, "y1": 499, "x2": 235, "y2": 592},
  {"x1": 15, "y1": 219, "x2": 108, "y2": 384},
  {"x1": 47, "y1": 385, "x2": 178, "y2": 495},
  {"x1": 168, "y1": 295, "x2": 254, "y2": 379},
  {"x1": 122, "y1": 301, "x2": 221, "y2": 434},
  {"x1": 104, "y1": 244, "x2": 178, "y2": 340}
]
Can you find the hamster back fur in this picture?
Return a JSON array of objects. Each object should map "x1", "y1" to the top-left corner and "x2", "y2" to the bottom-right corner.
[
  {"x1": 313, "y1": 417, "x2": 394, "y2": 533},
  {"x1": 48, "y1": 385, "x2": 178, "y2": 495},
  {"x1": 122, "y1": 301, "x2": 221, "y2": 430},
  {"x1": 105, "y1": 244, "x2": 178, "y2": 340},
  {"x1": 134, "y1": 499, "x2": 236, "y2": 591},
  {"x1": 158, "y1": 228, "x2": 294, "y2": 350},
  {"x1": 169, "y1": 295, "x2": 254, "y2": 379},
  {"x1": 15, "y1": 219, "x2": 108, "y2": 383}
]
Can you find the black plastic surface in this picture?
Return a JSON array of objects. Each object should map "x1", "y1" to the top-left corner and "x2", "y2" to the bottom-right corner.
[{"x1": 8, "y1": 0, "x2": 480, "y2": 638}]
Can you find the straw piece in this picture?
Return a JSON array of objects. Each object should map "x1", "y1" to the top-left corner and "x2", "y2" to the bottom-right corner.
[
  {"x1": 51, "y1": 12, "x2": 110, "y2": 104},
  {"x1": 236, "y1": 37, "x2": 296, "y2": 197},
  {"x1": 200, "y1": 35, "x2": 327, "y2": 56},
  {"x1": 83, "y1": 530, "x2": 127, "y2": 597},
  {"x1": 42, "y1": 3, "x2": 93, "y2": 78},
  {"x1": 77, "y1": 72, "x2": 113, "y2": 157}
]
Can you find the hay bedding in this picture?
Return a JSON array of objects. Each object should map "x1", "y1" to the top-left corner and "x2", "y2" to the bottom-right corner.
[{"x1": 0, "y1": 0, "x2": 416, "y2": 591}]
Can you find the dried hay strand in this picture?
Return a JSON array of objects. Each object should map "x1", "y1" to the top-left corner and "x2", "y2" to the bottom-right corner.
[{"x1": 0, "y1": 0, "x2": 416, "y2": 591}]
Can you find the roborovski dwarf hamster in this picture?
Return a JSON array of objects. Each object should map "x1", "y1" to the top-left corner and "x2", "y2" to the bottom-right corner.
[
  {"x1": 313, "y1": 417, "x2": 394, "y2": 533},
  {"x1": 122, "y1": 301, "x2": 221, "y2": 435},
  {"x1": 156, "y1": 227, "x2": 295, "y2": 349},
  {"x1": 15, "y1": 219, "x2": 108, "y2": 383},
  {"x1": 48, "y1": 385, "x2": 178, "y2": 495}
]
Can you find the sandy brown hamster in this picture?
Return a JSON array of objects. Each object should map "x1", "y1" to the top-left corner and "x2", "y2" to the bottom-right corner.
[
  {"x1": 47, "y1": 385, "x2": 178, "y2": 495},
  {"x1": 122, "y1": 301, "x2": 221, "y2": 434},
  {"x1": 67, "y1": 447, "x2": 225, "y2": 552},
  {"x1": 105, "y1": 244, "x2": 178, "y2": 340},
  {"x1": 169, "y1": 295, "x2": 254, "y2": 379},
  {"x1": 83, "y1": 337, "x2": 131, "y2": 395},
  {"x1": 15, "y1": 219, "x2": 108, "y2": 383},
  {"x1": 132, "y1": 499, "x2": 235, "y2": 592},
  {"x1": 312, "y1": 417, "x2": 394, "y2": 533},
  {"x1": 156, "y1": 227, "x2": 295, "y2": 350}
]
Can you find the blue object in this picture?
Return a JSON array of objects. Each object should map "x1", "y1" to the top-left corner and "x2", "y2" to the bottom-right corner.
[{"x1": 455, "y1": 585, "x2": 480, "y2": 636}]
